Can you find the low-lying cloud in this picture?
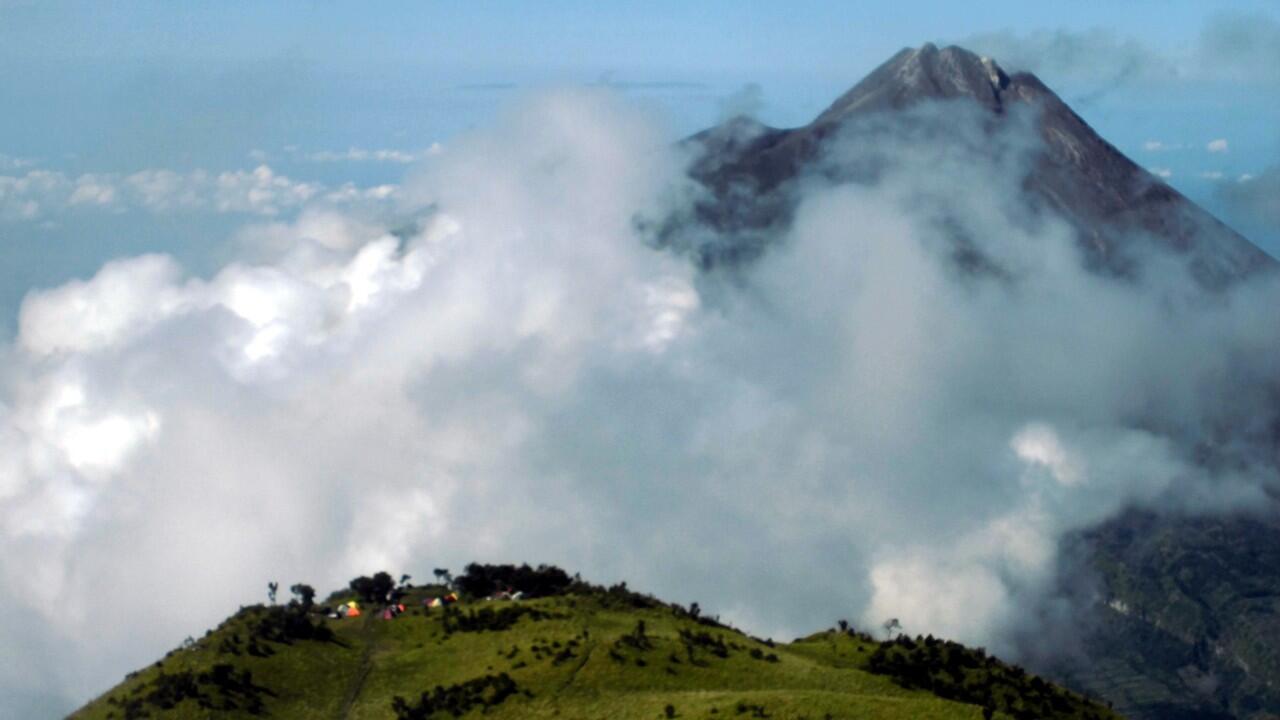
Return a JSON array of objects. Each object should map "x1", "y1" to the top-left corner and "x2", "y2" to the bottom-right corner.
[
  {"x1": 0, "y1": 164, "x2": 395, "y2": 221},
  {"x1": 1, "y1": 88, "x2": 1278, "y2": 717}
]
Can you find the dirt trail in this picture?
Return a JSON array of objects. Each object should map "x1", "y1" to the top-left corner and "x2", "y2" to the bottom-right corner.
[
  {"x1": 335, "y1": 613, "x2": 378, "y2": 720},
  {"x1": 556, "y1": 612, "x2": 598, "y2": 695}
]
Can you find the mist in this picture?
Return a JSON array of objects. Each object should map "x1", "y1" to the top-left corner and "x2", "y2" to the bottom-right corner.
[{"x1": 1, "y1": 87, "x2": 1278, "y2": 716}]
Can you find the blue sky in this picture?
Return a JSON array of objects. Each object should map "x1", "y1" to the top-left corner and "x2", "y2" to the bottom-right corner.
[{"x1": 1, "y1": 0, "x2": 1278, "y2": 333}]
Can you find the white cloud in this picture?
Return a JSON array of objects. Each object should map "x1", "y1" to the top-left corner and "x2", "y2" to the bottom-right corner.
[
  {"x1": 0, "y1": 165, "x2": 391, "y2": 221},
  {"x1": 67, "y1": 175, "x2": 118, "y2": 207},
  {"x1": 1201, "y1": 171, "x2": 1225, "y2": 180},
  {"x1": 1207, "y1": 138, "x2": 1229, "y2": 153},
  {"x1": 300, "y1": 144, "x2": 443, "y2": 164},
  {"x1": 0, "y1": 170, "x2": 67, "y2": 220},
  {"x1": 0, "y1": 153, "x2": 35, "y2": 171},
  {"x1": 1151, "y1": 167, "x2": 1173, "y2": 178},
  {"x1": 1142, "y1": 140, "x2": 1166, "y2": 152},
  {"x1": 18, "y1": 255, "x2": 190, "y2": 356},
  {"x1": 1011, "y1": 423, "x2": 1083, "y2": 487}
]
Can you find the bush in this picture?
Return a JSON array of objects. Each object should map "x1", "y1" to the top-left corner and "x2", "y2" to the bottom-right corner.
[
  {"x1": 439, "y1": 604, "x2": 556, "y2": 634},
  {"x1": 105, "y1": 664, "x2": 271, "y2": 717},
  {"x1": 390, "y1": 673, "x2": 520, "y2": 719},
  {"x1": 866, "y1": 635, "x2": 1109, "y2": 720},
  {"x1": 250, "y1": 605, "x2": 334, "y2": 645}
]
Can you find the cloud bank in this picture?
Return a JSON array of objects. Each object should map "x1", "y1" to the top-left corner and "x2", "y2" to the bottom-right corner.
[
  {"x1": 0, "y1": 164, "x2": 395, "y2": 221},
  {"x1": 1, "y1": 88, "x2": 1278, "y2": 716}
]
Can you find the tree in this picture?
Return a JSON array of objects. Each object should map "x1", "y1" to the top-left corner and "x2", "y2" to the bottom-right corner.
[
  {"x1": 290, "y1": 583, "x2": 316, "y2": 610},
  {"x1": 267, "y1": 581, "x2": 279, "y2": 605},
  {"x1": 455, "y1": 563, "x2": 572, "y2": 599},
  {"x1": 350, "y1": 576, "x2": 375, "y2": 602},
  {"x1": 433, "y1": 568, "x2": 453, "y2": 587},
  {"x1": 399, "y1": 574, "x2": 412, "y2": 587},
  {"x1": 371, "y1": 571, "x2": 395, "y2": 601},
  {"x1": 349, "y1": 572, "x2": 397, "y2": 603},
  {"x1": 837, "y1": 619, "x2": 849, "y2": 633},
  {"x1": 881, "y1": 617, "x2": 902, "y2": 639}
]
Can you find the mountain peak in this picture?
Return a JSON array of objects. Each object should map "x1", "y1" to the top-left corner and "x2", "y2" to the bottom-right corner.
[
  {"x1": 813, "y1": 43, "x2": 1014, "y2": 125},
  {"x1": 682, "y1": 41, "x2": 1274, "y2": 283}
]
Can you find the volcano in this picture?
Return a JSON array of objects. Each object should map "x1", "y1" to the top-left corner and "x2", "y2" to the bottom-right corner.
[
  {"x1": 679, "y1": 43, "x2": 1273, "y2": 288},
  {"x1": 673, "y1": 44, "x2": 1280, "y2": 720}
]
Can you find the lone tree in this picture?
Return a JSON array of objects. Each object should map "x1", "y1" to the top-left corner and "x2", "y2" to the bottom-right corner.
[
  {"x1": 881, "y1": 617, "x2": 902, "y2": 640},
  {"x1": 290, "y1": 583, "x2": 316, "y2": 609},
  {"x1": 267, "y1": 581, "x2": 279, "y2": 605},
  {"x1": 433, "y1": 568, "x2": 453, "y2": 587}
]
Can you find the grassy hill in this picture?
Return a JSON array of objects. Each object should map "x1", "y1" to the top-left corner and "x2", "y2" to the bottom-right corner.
[{"x1": 72, "y1": 565, "x2": 1121, "y2": 720}]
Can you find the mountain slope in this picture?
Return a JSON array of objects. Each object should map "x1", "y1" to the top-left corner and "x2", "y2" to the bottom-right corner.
[
  {"x1": 1052, "y1": 512, "x2": 1280, "y2": 720},
  {"x1": 72, "y1": 568, "x2": 1118, "y2": 720}
]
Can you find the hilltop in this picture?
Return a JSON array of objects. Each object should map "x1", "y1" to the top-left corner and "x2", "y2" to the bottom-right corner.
[{"x1": 72, "y1": 564, "x2": 1119, "y2": 720}]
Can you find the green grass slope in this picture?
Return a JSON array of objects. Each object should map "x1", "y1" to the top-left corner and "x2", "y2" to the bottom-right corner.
[{"x1": 72, "y1": 567, "x2": 1122, "y2": 720}]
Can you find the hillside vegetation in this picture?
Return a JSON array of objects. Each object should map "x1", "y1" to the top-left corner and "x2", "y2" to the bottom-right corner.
[{"x1": 72, "y1": 564, "x2": 1121, "y2": 720}]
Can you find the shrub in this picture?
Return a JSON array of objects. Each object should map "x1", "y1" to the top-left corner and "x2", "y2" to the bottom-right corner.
[{"x1": 390, "y1": 673, "x2": 520, "y2": 719}]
